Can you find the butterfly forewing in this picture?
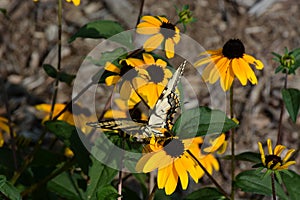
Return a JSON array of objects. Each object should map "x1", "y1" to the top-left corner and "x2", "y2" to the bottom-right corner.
[{"x1": 87, "y1": 61, "x2": 186, "y2": 140}]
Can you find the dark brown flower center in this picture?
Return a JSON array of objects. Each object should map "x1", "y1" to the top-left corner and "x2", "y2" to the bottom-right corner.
[
  {"x1": 265, "y1": 155, "x2": 282, "y2": 169},
  {"x1": 146, "y1": 65, "x2": 165, "y2": 83},
  {"x1": 222, "y1": 39, "x2": 245, "y2": 59},
  {"x1": 160, "y1": 21, "x2": 176, "y2": 39},
  {"x1": 163, "y1": 138, "x2": 185, "y2": 158}
]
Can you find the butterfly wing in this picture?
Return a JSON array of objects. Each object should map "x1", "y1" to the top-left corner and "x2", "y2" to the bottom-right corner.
[
  {"x1": 148, "y1": 61, "x2": 186, "y2": 132},
  {"x1": 86, "y1": 119, "x2": 155, "y2": 139}
]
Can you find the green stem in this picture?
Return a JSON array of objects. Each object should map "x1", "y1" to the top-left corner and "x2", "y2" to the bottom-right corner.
[
  {"x1": 187, "y1": 150, "x2": 231, "y2": 200},
  {"x1": 229, "y1": 85, "x2": 235, "y2": 200},
  {"x1": 49, "y1": 0, "x2": 62, "y2": 120},
  {"x1": 21, "y1": 157, "x2": 76, "y2": 197},
  {"x1": 271, "y1": 172, "x2": 276, "y2": 200},
  {"x1": 276, "y1": 71, "x2": 288, "y2": 145}
]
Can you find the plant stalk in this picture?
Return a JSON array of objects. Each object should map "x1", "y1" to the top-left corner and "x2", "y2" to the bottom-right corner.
[
  {"x1": 230, "y1": 85, "x2": 235, "y2": 200},
  {"x1": 271, "y1": 172, "x2": 276, "y2": 200}
]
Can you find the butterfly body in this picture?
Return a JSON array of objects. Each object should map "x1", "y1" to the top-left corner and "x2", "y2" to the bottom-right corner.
[{"x1": 87, "y1": 61, "x2": 186, "y2": 141}]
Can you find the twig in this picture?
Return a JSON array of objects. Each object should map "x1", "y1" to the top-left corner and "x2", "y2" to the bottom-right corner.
[{"x1": 135, "y1": 0, "x2": 145, "y2": 27}]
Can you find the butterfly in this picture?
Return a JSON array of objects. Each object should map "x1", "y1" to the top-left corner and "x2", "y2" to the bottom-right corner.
[{"x1": 87, "y1": 60, "x2": 186, "y2": 141}]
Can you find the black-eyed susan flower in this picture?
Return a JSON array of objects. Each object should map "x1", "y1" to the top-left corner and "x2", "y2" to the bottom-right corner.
[
  {"x1": 136, "y1": 136, "x2": 219, "y2": 195},
  {"x1": 35, "y1": 104, "x2": 74, "y2": 125},
  {"x1": 136, "y1": 16, "x2": 180, "y2": 58},
  {"x1": 258, "y1": 139, "x2": 296, "y2": 170},
  {"x1": 0, "y1": 117, "x2": 10, "y2": 147},
  {"x1": 33, "y1": 0, "x2": 80, "y2": 6},
  {"x1": 195, "y1": 39, "x2": 264, "y2": 91}
]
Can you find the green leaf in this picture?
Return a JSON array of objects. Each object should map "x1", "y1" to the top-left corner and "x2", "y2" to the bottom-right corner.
[
  {"x1": 44, "y1": 120, "x2": 90, "y2": 174},
  {"x1": 235, "y1": 170, "x2": 288, "y2": 200},
  {"x1": 43, "y1": 64, "x2": 57, "y2": 78},
  {"x1": 96, "y1": 185, "x2": 119, "y2": 200},
  {"x1": 86, "y1": 156, "x2": 118, "y2": 200},
  {"x1": 173, "y1": 107, "x2": 238, "y2": 139},
  {"x1": 69, "y1": 20, "x2": 125, "y2": 43},
  {"x1": 223, "y1": 152, "x2": 261, "y2": 163},
  {"x1": 47, "y1": 172, "x2": 83, "y2": 200},
  {"x1": 282, "y1": 170, "x2": 300, "y2": 200},
  {"x1": 184, "y1": 187, "x2": 226, "y2": 200},
  {"x1": 30, "y1": 148, "x2": 65, "y2": 167},
  {"x1": 0, "y1": 175, "x2": 21, "y2": 200},
  {"x1": 282, "y1": 88, "x2": 300, "y2": 122},
  {"x1": 58, "y1": 71, "x2": 76, "y2": 85}
]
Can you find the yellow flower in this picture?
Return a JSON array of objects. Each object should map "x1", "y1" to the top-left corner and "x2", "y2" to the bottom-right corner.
[
  {"x1": 35, "y1": 104, "x2": 74, "y2": 125},
  {"x1": 195, "y1": 39, "x2": 264, "y2": 91},
  {"x1": 136, "y1": 137, "x2": 219, "y2": 195},
  {"x1": 0, "y1": 117, "x2": 10, "y2": 147},
  {"x1": 258, "y1": 139, "x2": 296, "y2": 170},
  {"x1": 136, "y1": 16, "x2": 181, "y2": 58},
  {"x1": 64, "y1": 147, "x2": 74, "y2": 158},
  {"x1": 33, "y1": 0, "x2": 80, "y2": 6}
]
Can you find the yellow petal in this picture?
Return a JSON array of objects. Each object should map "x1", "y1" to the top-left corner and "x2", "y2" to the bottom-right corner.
[
  {"x1": 198, "y1": 49, "x2": 223, "y2": 56},
  {"x1": 143, "y1": 151, "x2": 167, "y2": 172},
  {"x1": 243, "y1": 54, "x2": 264, "y2": 70},
  {"x1": 141, "y1": 16, "x2": 162, "y2": 26},
  {"x1": 164, "y1": 164, "x2": 178, "y2": 195},
  {"x1": 273, "y1": 145, "x2": 286, "y2": 157},
  {"x1": 174, "y1": 159, "x2": 189, "y2": 189},
  {"x1": 136, "y1": 153, "x2": 155, "y2": 172},
  {"x1": 142, "y1": 53, "x2": 155, "y2": 65},
  {"x1": 282, "y1": 149, "x2": 295, "y2": 163},
  {"x1": 267, "y1": 139, "x2": 273, "y2": 155},
  {"x1": 0, "y1": 133, "x2": 4, "y2": 147},
  {"x1": 194, "y1": 55, "x2": 222, "y2": 67},
  {"x1": 203, "y1": 134, "x2": 225, "y2": 153},
  {"x1": 136, "y1": 25, "x2": 160, "y2": 35},
  {"x1": 258, "y1": 142, "x2": 266, "y2": 166},
  {"x1": 165, "y1": 38, "x2": 175, "y2": 58},
  {"x1": 155, "y1": 59, "x2": 167, "y2": 67},
  {"x1": 240, "y1": 58, "x2": 258, "y2": 85},
  {"x1": 123, "y1": 58, "x2": 144, "y2": 68},
  {"x1": 105, "y1": 62, "x2": 120, "y2": 73},
  {"x1": 279, "y1": 161, "x2": 296, "y2": 169},
  {"x1": 157, "y1": 165, "x2": 170, "y2": 189},
  {"x1": 157, "y1": 16, "x2": 169, "y2": 23},
  {"x1": 105, "y1": 75, "x2": 120, "y2": 86},
  {"x1": 231, "y1": 58, "x2": 248, "y2": 85},
  {"x1": 71, "y1": 0, "x2": 80, "y2": 6},
  {"x1": 144, "y1": 34, "x2": 164, "y2": 52}
]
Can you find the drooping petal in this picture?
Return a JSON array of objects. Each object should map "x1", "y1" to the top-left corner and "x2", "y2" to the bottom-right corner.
[
  {"x1": 240, "y1": 58, "x2": 258, "y2": 85},
  {"x1": 243, "y1": 54, "x2": 264, "y2": 70},
  {"x1": 157, "y1": 165, "x2": 171, "y2": 189},
  {"x1": 203, "y1": 134, "x2": 225, "y2": 153},
  {"x1": 194, "y1": 55, "x2": 222, "y2": 67},
  {"x1": 231, "y1": 58, "x2": 248, "y2": 86},
  {"x1": 164, "y1": 164, "x2": 178, "y2": 195},
  {"x1": 174, "y1": 159, "x2": 189, "y2": 189},
  {"x1": 165, "y1": 38, "x2": 175, "y2": 58},
  {"x1": 143, "y1": 34, "x2": 164, "y2": 52},
  {"x1": 198, "y1": 49, "x2": 223, "y2": 56}
]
